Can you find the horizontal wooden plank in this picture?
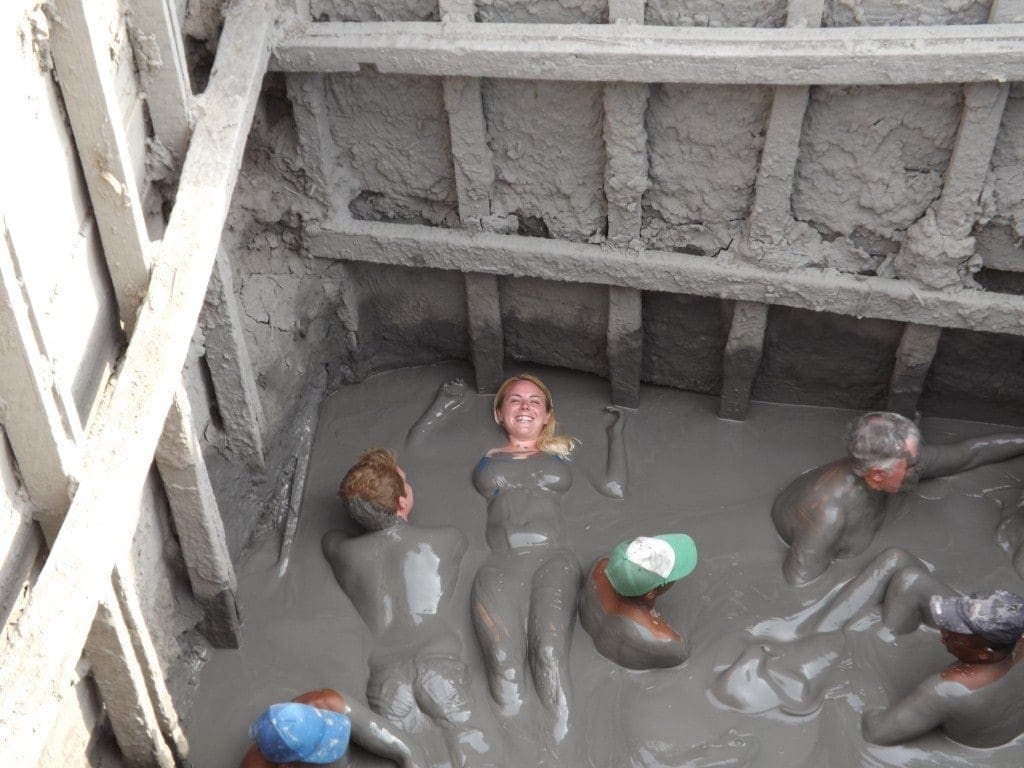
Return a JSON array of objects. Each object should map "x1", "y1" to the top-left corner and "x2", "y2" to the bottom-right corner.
[
  {"x1": 273, "y1": 21, "x2": 1024, "y2": 85},
  {"x1": 309, "y1": 220, "x2": 1024, "y2": 336}
]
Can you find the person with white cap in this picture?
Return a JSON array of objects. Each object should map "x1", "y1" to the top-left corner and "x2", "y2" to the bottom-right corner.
[
  {"x1": 239, "y1": 688, "x2": 426, "y2": 767},
  {"x1": 862, "y1": 590, "x2": 1024, "y2": 747},
  {"x1": 579, "y1": 534, "x2": 698, "y2": 670}
]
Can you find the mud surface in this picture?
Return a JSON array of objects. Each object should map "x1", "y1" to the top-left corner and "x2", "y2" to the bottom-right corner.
[{"x1": 186, "y1": 363, "x2": 1024, "y2": 766}]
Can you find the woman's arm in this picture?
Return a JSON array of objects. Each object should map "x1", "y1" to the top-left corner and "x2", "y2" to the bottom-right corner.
[
  {"x1": 597, "y1": 406, "x2": 628, "y2": 499},
  {"x1": 406, "y1": 378, "x2": 467, "y2": 448}
]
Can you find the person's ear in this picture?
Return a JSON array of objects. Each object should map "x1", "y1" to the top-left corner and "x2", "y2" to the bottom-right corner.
[
  {"x1": 396, "y1": 493, "x2": 411, "y2": 520},
  {"x1": 866, "y1": 467, "x2": 887, "y2": 486}
]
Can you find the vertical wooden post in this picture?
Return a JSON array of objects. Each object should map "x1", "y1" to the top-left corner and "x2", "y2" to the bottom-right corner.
[
  {"x1": 603, "y1": 0, "x2": 647, "y2": 407},
  {"x1": 719, "y1": 302, "x2": 769, "y2": 420},
  {"x1": 886, "y1": 324, "x2": 943, "y2": 417}
]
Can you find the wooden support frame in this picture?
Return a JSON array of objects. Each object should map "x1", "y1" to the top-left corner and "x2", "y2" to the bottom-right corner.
[
  {"x1": 272, "y1": 21, "x2": 1024, "y2": 85},
  {"x1": 0, "y1": 3, "x2": 273, "y2": 761},
  {"x1": 49, "y1": 0, "x2": 243, "y2": 646},
  {"x1": 1, "y1": 218, "x2": 187, "y2": 765},
  {"x1": 309, "y1": 220, "x2": 1024, "y2": 336}
]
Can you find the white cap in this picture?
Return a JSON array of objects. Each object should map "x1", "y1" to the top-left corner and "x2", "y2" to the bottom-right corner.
[{"x1": 624, "y1": 536, "x2": 676, "y2": 579}]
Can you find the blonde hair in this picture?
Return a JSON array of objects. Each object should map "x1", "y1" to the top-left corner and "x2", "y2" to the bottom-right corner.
[
  {"x1": 339, "y1": 448, "x2": 404, "y2": 514},
  {"x1": 493, "y1": 374, "x2": 577, "y2": 459}
]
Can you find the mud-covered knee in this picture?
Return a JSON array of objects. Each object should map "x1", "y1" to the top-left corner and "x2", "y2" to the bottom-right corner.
[
  {"x1": 416, "y1": 659, "x2": 474, "y2": 725},
  {"x1": 889, "y1": 565, "x2": 928, "y2": 596},
  {"x1": 875, "y1": 547, "x2": 914, "y2": 572}
]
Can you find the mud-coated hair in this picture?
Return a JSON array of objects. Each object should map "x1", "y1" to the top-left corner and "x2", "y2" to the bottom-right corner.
[
  {"x1": 845, "y1": 412, "x2": 921, "y2": 477},
  {"x1": 347, "y1": 496, "x2": 402, "y2": 531},
  {"x1": 493, "y1": 374, "x2": 577, "y2": 459},
  {"x1": 338, "y1": 448, "x2": 404, "y2": 516}
]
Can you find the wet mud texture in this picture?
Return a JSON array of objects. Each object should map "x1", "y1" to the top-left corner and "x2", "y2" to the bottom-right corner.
[{"x1": 186, "y1": 364, "x2": 1024, "y2": 767}]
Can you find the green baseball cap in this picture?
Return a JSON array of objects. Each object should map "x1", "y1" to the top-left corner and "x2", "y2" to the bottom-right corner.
[{"x1": 604, "y1": 534, "x2": 698, "y2": 597}]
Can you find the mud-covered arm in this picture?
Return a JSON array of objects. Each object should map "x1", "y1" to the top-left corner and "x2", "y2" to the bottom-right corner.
[
  {"x1": 782, "y1": 504, "x2": 843, "y2": 588},
  {"x1": 861, "y1": 676, "x2": 952, "y2": 746},
  {"x1": 343, "y1": 696, "x2": 428, "y2": 768},
  {"x1": 406, "y1": 378, "x2": 467, "y2": 448},
  {"x1": 919, "y1": 434, "x2": 1024, "y2": 481},
  {"x1": 595, "y1": 406, "x2": 628, "y2": 499}
]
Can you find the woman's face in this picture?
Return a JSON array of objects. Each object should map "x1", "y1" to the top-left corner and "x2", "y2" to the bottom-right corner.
[{"x1": 497, "y1": 380, "x2": 550, "y2": 445}]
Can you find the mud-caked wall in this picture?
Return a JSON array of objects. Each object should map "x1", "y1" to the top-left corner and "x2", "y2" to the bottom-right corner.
[{"x1": 211, "y1": 0, "x2": 1024, "y2": 463}]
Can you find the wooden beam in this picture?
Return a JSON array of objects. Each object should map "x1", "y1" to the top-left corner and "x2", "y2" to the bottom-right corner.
[
  {"x1": 272, "y1": 21, "x2": 1024, "y2": 85},
  {"x1": 201, "y1": 253, "x2": 267, "y2": 470},
  {"x1": 745, "y1": 0, "x2": 823, "y2": 245},
  {"x1": 719, "y1": 301, "x2": 769, "y2": 420},
  {"x1": 154, "y1": 387, "x2": 242, "y2": 647},
  {"x1": 110, "y1": 569, "x2": 191, "y2": 762},
  {"x1": 602, "y1": 0, "x2": 646, "y2": 408},
  {"x1": 128, "y1": 0, "x2": 193, "y2": 165},
  {"x1": 439, "y1": 0, "x2": 492, "y2": 227},
  {"x1": 444, "y1": 76, "x2": 493, "y2": 226},
  {"x1": 286, "y1": 72, "x2": 358, "y2": 215},
  {"x1": 887, "y1": 324, "x2": 943, "y2": 418},
  {"x1": 465, "y1": 273, "x2": 504, "y2": 393},
  {"x1": 47, "y1": 0, "x2": 152, "y2": 321},
  {"x1": 87, "y1": 600, "x2": 176, "y2": 768},
  {"x1": 0, "y1": 219, "x2": 80, "y2": 515},
  {"x1": 0, "y1": 3, "x2": 272, "y2": 761},
  {"x1": 309, "y1": 220, "x2": 1024, "y2": 336},
  {"x1": 607, "y1": 287, "x2": 643, "y2": 408}
]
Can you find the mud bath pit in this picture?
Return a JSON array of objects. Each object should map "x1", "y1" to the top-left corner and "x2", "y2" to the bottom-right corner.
[{"x1": 186, "y1": 364, "x2": 1024, "y2": 767}]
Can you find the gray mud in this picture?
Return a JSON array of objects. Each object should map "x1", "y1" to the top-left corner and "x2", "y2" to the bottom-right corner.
[{"x1": 186, "y1": 363, "x2": 1024, "y2": 767}]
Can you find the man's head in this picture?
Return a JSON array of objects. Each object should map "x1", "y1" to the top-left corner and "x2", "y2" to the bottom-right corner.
[
  {"x1": 929, "y1": 591, "x2": 1024, "y2": 663},
  {"x1": 249, "y1": 702, "x2": 351, "y2": 765},
  {"x1": 845, "y1": 412, "x2": 922, "y2": 493},
  {"x1": 338, "y1": 448, "x2": 413, "y2": 528},
  {"x1": 604, "y1": 534, "x2": 698, "y2": 599}
]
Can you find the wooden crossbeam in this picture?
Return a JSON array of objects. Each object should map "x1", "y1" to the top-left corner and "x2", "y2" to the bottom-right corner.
[
  {"x1": 309, "y1": 220, "x2": 1024, "y2": 336},
  {"x1": 0, "y1": 3, "x2": 273, "y2": 761},
  {"x1": 272, "y1": 21, "x2": 1024, "y2": 85}
]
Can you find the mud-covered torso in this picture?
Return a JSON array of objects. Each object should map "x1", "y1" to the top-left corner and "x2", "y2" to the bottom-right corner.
[
  {"x1": 473, "y1": 451, "x2": 573, "y2": 550},
  {"x1": 938, "y1": 642, "x2": 1024, "y2": 748},
  {"x1": 771, "y1": 459, "x2": 887, "y2": 559},
  {"x1": 324, "y1": 525, "x2": 465, "y2": 653}
]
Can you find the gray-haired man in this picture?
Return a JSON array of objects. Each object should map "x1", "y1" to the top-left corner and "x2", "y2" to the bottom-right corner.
[{"x1": 771, "y1": 412, "x2": 1024, "y2": 586}]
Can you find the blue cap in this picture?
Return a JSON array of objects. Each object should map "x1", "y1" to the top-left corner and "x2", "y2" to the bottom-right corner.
[{"x1": 249, "y1": 702, "x2": 351, "y2": 764}]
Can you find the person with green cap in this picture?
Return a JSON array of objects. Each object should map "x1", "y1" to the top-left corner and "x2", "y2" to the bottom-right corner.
[{"x1": 579, "y1": 534, "x2": 698, "y2": 670}]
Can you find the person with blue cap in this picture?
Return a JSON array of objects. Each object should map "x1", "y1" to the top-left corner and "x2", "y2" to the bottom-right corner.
[
  {"x1": 862, "y1": 590, "x2": 1024, "y2": 748},
  {"x1": 239, "y1": 689, "x2": 425, "y2": 767},
  {"x1": 579, "y1": 533, "x2": 698, "y2": 670}
]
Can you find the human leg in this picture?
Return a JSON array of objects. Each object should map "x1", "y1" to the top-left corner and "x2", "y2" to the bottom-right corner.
[
  {"x1": 471, "y1": 562, "x2": 527, "y2": 716},
  {"x1": 528, "y1": 551, "x2": 582, "y2": 743}
]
